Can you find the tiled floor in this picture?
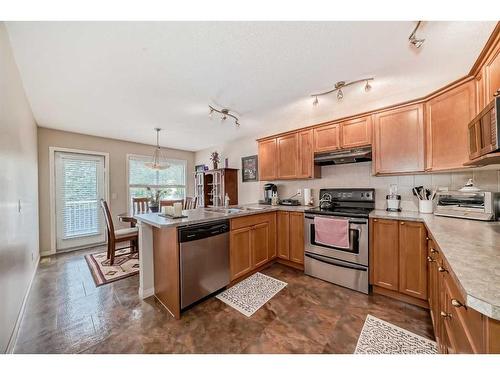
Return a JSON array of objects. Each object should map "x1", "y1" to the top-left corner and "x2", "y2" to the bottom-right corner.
[{"x1": 14, "y1": 247, "x2": 434, "y2": 353}]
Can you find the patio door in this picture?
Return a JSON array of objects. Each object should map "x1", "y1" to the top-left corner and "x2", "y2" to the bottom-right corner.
[{"x1": 54, "y1": 151, "x2": 106, "y2": 251}]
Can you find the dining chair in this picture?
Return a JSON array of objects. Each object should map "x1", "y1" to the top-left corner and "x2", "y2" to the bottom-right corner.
[
  {"x1": 183, "y1": 196, "x2": 198, "y2": 210},
  {"x1": 132, "y1": 197, "x2": 149, "y2": 214},
  {"x1": 100, "y1": 199, "x2": 139, "y2": 265}
]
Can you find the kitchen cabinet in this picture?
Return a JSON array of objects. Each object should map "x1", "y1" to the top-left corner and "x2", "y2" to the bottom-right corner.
[
  {"x1": 258, "y1": 138, "x2": 277, "y2": 180},
  {"x1": 399, "y1": 221, "x2": 427, "y2": 300},
  {"x1": 475, "y1": 71, "x2": 486, "y2": 112},
  {"x1": 276, "y1": 211, "x2": 304, "y2": 265},
  {"x1": 427, "y1": 237, "x2": 441, "y2": 347},
  {"x1": 313, "y1": 123, "x2": 341, "y2": 152},
  {"x1": 425, "y1": 81, "x2": 476, "y2": 171},
  {"x1": 371, "y1": 219, "x2": 399, "y2": 291},
  {"x1": 483, "y1": 37, "x2": 500, "y2": 103},
  {"x1": 277, "y1": 133, "x2": 299, "y2": 179},
  {"x1": 297, "y1": 129, "x2": 319, "y2": 178},
  {"x1": 229, "y1": 213, "x2": 276, "y2": 280},
  {"x1": 341, "y1": 115, "x2": 372, "y2": 148},
  {"x1": 373, "y1": 103, "x2": 425, "y2": 174}
]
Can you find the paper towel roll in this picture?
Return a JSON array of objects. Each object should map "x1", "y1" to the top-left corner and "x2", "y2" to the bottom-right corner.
[{"x1": 303, "y1": 188, "x2": 312, "y2": 206}]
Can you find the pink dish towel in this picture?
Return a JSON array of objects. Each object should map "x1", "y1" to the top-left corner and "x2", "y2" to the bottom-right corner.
[{"x1": 314, "y1": 216, "x2": 350, "y2": 249}]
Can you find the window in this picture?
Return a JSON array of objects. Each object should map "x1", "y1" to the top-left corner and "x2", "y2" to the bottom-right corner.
[{"x1": 128, "y1": 155, "x2": 187, "y2": 208}]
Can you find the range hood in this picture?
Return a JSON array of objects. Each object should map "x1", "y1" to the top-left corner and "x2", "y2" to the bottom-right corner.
[{"x1": 314, "y1": 146, "x2": 372, "y2": 166}]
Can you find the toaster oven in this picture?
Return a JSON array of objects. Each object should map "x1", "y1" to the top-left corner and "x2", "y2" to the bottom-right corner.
[{"x1": 434, "y1": 191, "x2": 500, "y2": 221}]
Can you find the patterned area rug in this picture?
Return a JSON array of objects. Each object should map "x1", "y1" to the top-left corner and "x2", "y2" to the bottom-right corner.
[
  {"x1": 84, "y1": 248, "x2": 139, "y2": 287},
  {"x1": 216, "y1": 272, "x2": 287, "y2": 317},
  {"x1": 354, "y1": 315, "x2": 438, "y2": 354}
]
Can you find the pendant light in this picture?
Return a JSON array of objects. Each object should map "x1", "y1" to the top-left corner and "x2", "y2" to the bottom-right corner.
[{"x1": 145, "y1": 128, "x2": 170, "y2": 170}]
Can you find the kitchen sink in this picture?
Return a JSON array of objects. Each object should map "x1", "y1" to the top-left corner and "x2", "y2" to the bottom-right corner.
[{"x1": 204, "y1": 208, "x2": 245, "y2": 214}]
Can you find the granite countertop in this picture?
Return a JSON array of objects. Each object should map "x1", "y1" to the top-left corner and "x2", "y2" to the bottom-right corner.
[
  {"x1": 370, "y1": 210, "x2": 500, "y2": 320},
  {"x1": 134, "y1": 203, "x2": 310, "y2": 229}
]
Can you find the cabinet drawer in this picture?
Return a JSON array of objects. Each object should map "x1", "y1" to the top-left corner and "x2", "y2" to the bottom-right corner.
[{"x1": 230, "y1": 212, "x2": 276, "y2": 231}]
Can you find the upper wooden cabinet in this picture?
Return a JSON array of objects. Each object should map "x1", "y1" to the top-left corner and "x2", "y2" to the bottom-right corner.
[
  {"x1": 425, "y1": 81, "x2": 476, "y2": 171},
  {"x1": 277, "y1": 133, "x2": 299, "y2": 179},
  {"x1": 341, "y1": 116, "x2": 372, "y2": 148},
  {"x1": 258, "y1": 129, "x2": 320, "y2": 181},
  {"x1": 258, "y1": 138, "x2": 277, "y2": 181},
  {"x1": 313, "y1": 123, "x2": 340, "y2": 152},
  {"x1": 373, "y1": 103, "x2": 425, "y2": 174},
  {"x1": 483, "y1": 38, "x2": 500, "y2": 103}
]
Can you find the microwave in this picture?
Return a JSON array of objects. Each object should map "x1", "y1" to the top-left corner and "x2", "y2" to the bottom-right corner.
[
  {"x1": 467, "y1": 94, "x2": 500, "y2": 160},
  {"x1": 434, "y1": 191, "x2": 500, "y2": 221}
]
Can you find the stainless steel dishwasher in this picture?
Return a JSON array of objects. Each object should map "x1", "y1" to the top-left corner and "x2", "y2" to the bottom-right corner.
[{"x1": 179, "y1": 220, "x2": 230, "y2": 309}]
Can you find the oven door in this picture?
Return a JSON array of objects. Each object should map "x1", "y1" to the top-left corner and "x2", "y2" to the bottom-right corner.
[{"x1": 304, "y1": 214, "x2": 368, "y2": 266}]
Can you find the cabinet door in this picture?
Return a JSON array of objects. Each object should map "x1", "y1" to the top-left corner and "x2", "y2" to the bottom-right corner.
[
  {"x1": 371, "y1": 219, "x2": 399, "y2": 291},
  {"x1": 313, "y1": 123, "x2": 340, "y2": 152},
  {"x1": 427, "y1": 239, "x2": 441, "y2": 343},
  {"x1": 341, "y1": 116, "x2": 372, "y2": 148},
  {"x1": 258, "y1": 138, "x2": 277, "y2": 181},
  {"x1": 484, "y1": 39, "x2": 500, "y2": 102},
  {"x1": 277, "y1": 211, "x2": 290, "y2": 260},
  {"x1": 277, "y1": 133, "x2": 299, "y2": 179},
  {"x1": 297, "y1": 129, "x2": 314, "y2": 178},
  {"x1": 252, "y1": 222, "x2": 270, "y2": 268},
  {"x1": 373, "y1": 104, "x2": 425, "y2": 174},
  {"x1": 289, "y1": 212, "x2": 304, "y2": 264},
  {"x1": 230, "y1": 227, "x2": 252, "y2": 280},
  {"x1": 399, "y1": 221, "x2": 427, "y2": 300},
  {"x1": 425, "y1": 81, "x2": 476, "y2": 171},
  {"x1": 476, "y1": 70, "x2": 486, "y2": 112}
]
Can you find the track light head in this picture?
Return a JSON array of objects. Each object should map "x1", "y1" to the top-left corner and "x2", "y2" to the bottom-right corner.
[
  {"x1": 364, "y1": 80, "x2": 372, "y2": 92},
  {"x1": 337, "y1": 89, "x2": 344, "y2": 101},
  {"x1": 313, "y1": 96, "x2": 319, "y2": 106}
]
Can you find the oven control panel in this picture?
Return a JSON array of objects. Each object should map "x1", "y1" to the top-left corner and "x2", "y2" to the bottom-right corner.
[{"x1": 320, "y1": 189, "x2": 375, "y2": 202}]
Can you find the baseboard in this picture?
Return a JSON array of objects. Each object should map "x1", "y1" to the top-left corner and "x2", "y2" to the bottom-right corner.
[
  {"x1": 5, "y1": 255, "x2": 40, "y2": 353},
  {"x1": 139, "y1": 287, "x2": 155, "y2": 299},
  {"x1": 40, "y1": 249, "x2": 55, "y2": 257}
]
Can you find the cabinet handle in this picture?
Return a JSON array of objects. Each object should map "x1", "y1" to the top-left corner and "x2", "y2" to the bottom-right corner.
[
  {"x1": 430, "y1": 248, "x2": 438, "y2": 254},
  {"x1": 440, "y1": 311, "x2": 451, "y2": 319},
  {"x1": 426, "y1": 237, "x2": 429, "y2": 241},
  {"x1": 373, "y1": 219, "x2": 378, "y2": 222},
  {"x1": 438, "y1": 266, "x2": 447, "y2": 273},
  {"x1": 400, "y1": 222, "x2": 405, "y2": 225},
  {"x1": 451, "y1": 299, "x2": 465, "y2": 308},
  {"x1": 427, "y1": 256, "x2": 435, "y2": 263}
]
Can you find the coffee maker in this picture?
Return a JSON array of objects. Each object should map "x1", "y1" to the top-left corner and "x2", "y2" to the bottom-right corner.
[{"x1": 260, "y1": 183, "x2": 277, "y2": 205}]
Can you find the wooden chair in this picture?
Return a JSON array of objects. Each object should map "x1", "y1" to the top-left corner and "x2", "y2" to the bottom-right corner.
[
  {"x1": 100, "y1": 199, "x2": 139, "y2": 265},
  {"x1": 132, "y1": 197, "x2": 149, "y2": 214},
  {"x1": 183, "y1": 196, "x2": 197, "y2": 210}
]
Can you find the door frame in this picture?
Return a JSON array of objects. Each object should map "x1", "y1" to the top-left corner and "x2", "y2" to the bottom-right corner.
[{"x1": 48, "y1": 147, "x2": 110, "y2": 256}]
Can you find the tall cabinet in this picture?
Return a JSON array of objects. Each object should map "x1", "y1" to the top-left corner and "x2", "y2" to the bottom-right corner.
[{"x1": 202, "y1": 168, "x2": 238, "y2": 207}]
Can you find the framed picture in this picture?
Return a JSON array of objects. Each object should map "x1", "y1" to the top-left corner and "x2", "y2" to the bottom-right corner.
[
  {"x1": 195, "y1": 164, "x2": 205, "y2": 172},
  {"x1": 241, "y1": 155, "x2": 258, "y2": 182}
]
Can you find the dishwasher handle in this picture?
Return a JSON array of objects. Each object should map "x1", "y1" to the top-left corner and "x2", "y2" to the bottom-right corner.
[{"x1": 179, "y1": 220, "x2": 230, "y2": 243}]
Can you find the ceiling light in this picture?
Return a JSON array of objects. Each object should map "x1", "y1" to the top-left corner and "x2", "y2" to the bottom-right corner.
[
  {"x1": 208, "y1": 105, "x2": 240, "y2": 127},
  {"x1": 310, "y1": 78, "x2": 373, "y2": 105},
  {"x1": 145, "y1": 128, "x2": 170, "y2": 170},
  {"x1": 337, "y1": 89, "x2": 344, "y2": 101},
  {"x1": 409, "y1": 21, "x2": 425, "y2": 49}
]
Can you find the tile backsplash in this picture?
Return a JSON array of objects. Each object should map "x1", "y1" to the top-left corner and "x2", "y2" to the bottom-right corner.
[{"x1": 264, "y1": 163, "x2": 500, "y2": 211}]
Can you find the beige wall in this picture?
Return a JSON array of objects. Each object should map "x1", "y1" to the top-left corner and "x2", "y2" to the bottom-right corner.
[
  {"x1": 195, "y1": 136, "x2": 500, "y2": 210},
  {"x1": 0, "y1": 23, "x2": 40, "y2": 353},
  {"x1": 37, "y1": 127, "x2": 195, "y2": 254}
]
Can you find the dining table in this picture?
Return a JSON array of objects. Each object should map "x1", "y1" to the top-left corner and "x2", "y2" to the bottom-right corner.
[{"x1": 117, "y1": 212, "x2": 138, "y2": 227}]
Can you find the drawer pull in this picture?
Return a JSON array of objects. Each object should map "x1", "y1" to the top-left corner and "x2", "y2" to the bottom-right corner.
[
  {"x1": 438, "y1": 266, "x2": 447, "y2": 273},
  {"x1": 427, "y1": 256, "x2": 435, "y2": 263},
  {"x1": 374, "y1": 219, "x2": 378, "y2": 222},
  {"x1": 451, "y1": 299, "x2": 465, "y2": 308},
  {"x1": 400, "y1": 222, "x2": 405, "y2": 225},
  {"x1": 430, "y1": 248, "x2": 438, "y2": 254},
  {"x1": 440, "y1": 311, "x2": 451, "y2": 319}
]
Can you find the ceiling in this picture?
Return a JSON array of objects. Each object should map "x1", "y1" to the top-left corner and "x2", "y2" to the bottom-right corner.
[{"x1": 5, "y1": 21, "x2": 496, "y2": 152}]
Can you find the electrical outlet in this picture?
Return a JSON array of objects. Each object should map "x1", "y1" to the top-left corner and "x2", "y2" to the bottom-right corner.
[{"x1": 296, "y1": 189, "x2": 302, "y2": 196}]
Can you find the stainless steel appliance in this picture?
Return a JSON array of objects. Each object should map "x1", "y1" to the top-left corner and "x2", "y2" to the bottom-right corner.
[
  {"x1": 434, "y1": 191, "x2": 500, "y2": 221},
  {"x1": 314, "y1": 146, "x2": 372, "y2": 166},
  {"x1": 304, "y1": 188, "x2": 375, "y2": 294},
  {"x1": 259, "y1": 183, "x2": 277, "y2": 205},
  {"x1": 467, "y1": 94, "x2": 500, "y2": 160},
  {"x1": 179, "y1": 220, "x2": 230, "y2": 309}
]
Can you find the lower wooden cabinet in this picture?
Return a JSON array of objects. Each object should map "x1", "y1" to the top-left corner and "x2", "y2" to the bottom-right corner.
[
  {"x1": 229, "y1": 213, "x2": 276, "y2": 281},
  {"x1": 370, "y1": 218, "x2": 427, "y2": 300},
  {"x1": 277, "y1": 211, "x2": 304, "y2": 265}
]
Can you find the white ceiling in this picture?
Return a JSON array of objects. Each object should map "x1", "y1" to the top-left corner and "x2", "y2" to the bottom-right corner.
[{"x1": 5, "y1": 21, "x2": 496, "y2": 151}]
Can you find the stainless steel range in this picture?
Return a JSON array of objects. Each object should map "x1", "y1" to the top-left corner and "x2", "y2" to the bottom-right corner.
[{"x1": 304, "y1": 188, "x2": 375, "y2": 294}]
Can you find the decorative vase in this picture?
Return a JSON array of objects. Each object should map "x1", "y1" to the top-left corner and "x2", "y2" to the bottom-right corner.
[
  {"x1": 150, "y1": 205, "x2": 159, "y2": 213},
  {"x1": 213, "y1": 162, "x2": 218, "y2": 169}
]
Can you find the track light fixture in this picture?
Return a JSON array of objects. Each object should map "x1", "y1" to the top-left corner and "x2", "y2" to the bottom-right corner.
[
  {"x1": 409, "y1": 21, "x2": 425, "y2": 48},
  {"x1": 311, "y1": 78, "x2": 374, "y2": 106},
  {"x1": 208, "y1": 105, "x2": 240, "y2": 127}
]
